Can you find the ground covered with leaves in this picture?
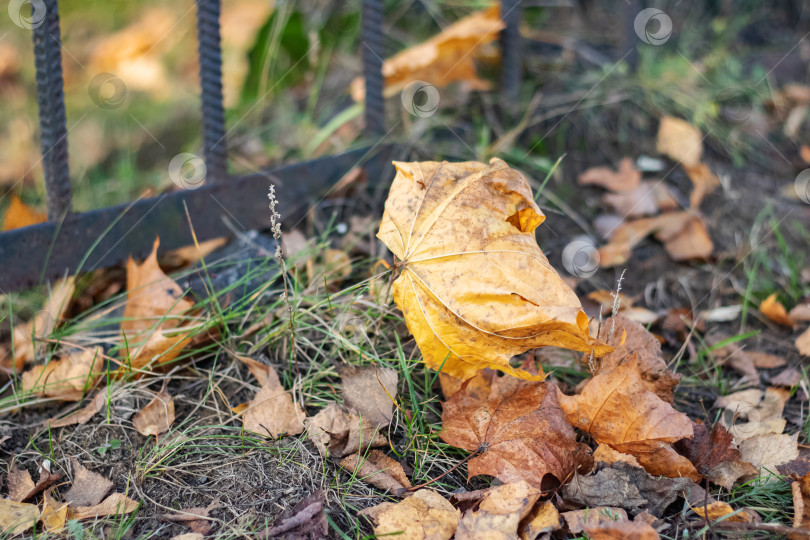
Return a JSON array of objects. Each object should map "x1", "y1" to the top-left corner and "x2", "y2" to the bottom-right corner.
[{"x1": 3, "y1": 1, "x2": 810, "y2": 539}]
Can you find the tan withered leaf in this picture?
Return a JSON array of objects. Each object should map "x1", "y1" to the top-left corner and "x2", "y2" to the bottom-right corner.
[
  {"x1": 359, "y1": 489, "x2": 459, "y2": 540},
  {"x1": 798, "y1": 327, "x2": 810, "y2": 357},
  {"x1": 558, "y1": 356, "x2": 697, "y2": 481},
  {"x1": 578, "y1": 158, "x2": 641, "y2": 192},
  {"x1": 691, "y1": 501, "x2": 756, "y2": 523},
  {"x1": 41, "y1": 490, "x2": 67, "y2": 533},
  {"x1": 132, "y1": 388, "x2": 175, "y2": 437},
  {"x1": 377, "y1": 159, "x2": 612, "y2": 381},
  {"x1": 792, "y1": 471, "x2": 810, "y2": 531},
  {"x1": 8, "y1": 463, "x2": 60, "y2": 502},
  {"x1": 684, "y1": 163, "x2": 720, "y2": 208},
  {"x1": 338, "y1": 364, "x2": 398, "y2": 428},
  {"x1": 0, "y1": 499, "x2": 40, "y2": 535},
  {"x1": 455, "y1": 481, "x2": 541, "y2": 539},
  {"x1": 65, "y1": 458, "x2": 114, "y2": 507},
  {"x1": 562, "y1": 507, "x2": 629, "y2": 535},
  {"x1": 340, "y1": 450, "x2": 412, "y2": 494},
  {"x1": 49, "y1": 384, "x2": 116, "y2": 428},
  {"x1": 70, "y1": 493, "x2": 138, "y2": 520},
  {"x1": 22, "y1": 347, "x2": 104, "y2": 401},
  {"x1": 305, "y1": 403, "x2": 386, "y2": 459},
  {"x1": 521, "y1": 500, "x2": 562, "y2": 538},
  {"x1": 239, "y1": 359, "x2": 304, "y2": 438},
  {"x1": 440, "y1": 367, "x2": 586, "y2": 489},
  {"x1": 584, "y1": 521, "x2": 660, "y2": 540},
  {"x1": 122, "y1": 237, "x2": 194, "y2": 344},
  {"x1": 350, "y1": 6, "x2": 504, "y2": 100},
  {"x1": 126, "y1": 328, "x2": 193, "y2": 371},
  {"x1": 603, "y1": 181, "x2": 678, "y2": 218},
  {"x1": 656, "y1": 116, "x2": 703, "y2": 168}
]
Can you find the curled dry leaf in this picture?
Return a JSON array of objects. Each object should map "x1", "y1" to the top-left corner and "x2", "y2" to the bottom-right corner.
[
  {"x1": 70, "y1": 493, "x2": 138, "y2": 520},
  {"x1": 598, "y1": 211, "x2": 713, "y2": 267},
  {"x1": 22, "y1": 347, "x2": 104, "y2": 401},
  {"x1": 8, "y1": 463, "x2": 60, "y2": 502},
  {"x1": 558, "y1": 355, "x2": 698, "y2": 481},
  {"x1": 340, "y1": 450, "x2": 412, "y2": 494},
  {"x1": 305, "y1": 403, "x2": 386, "y2": 459},
  {"x1": 455, "y1": 481, "x2": 541, "y2": 540},
  {"x1": 521, "y1": 500, "x2": 562, "y2": 539},
  {"x1": 359, "y1": 489, "x2": 459, "y2": 540},
  {"x1": 577, "y1": 157, "x2": 641, "y2": 192},
  {"x1": 239, "y1": 359, "x2": 304, "y2": 439},
  {"x1": 376, "y1": 159, "x2": 612, "y2": 381},
  {"x1": 65, "y1": 458, "x2": 114, "y2": 507},
  {"x1": 440, "y1": 363, "x2": 587, "y2": 489},
  {"x1": 0, "y1": 499, "x2": 40, "y2": 535},
  {"x1": 338, "y1": 364, "x2": 398, "y2": 428},
  {"x1": 350, "y1": 6, "x2": 504, "y2": 100},
  {"x1": 132, "y1": 388, "x2": 175, "y2": 437},
  {"x1": 761, "y1": 293, "x2": 793, "y2": 326}
]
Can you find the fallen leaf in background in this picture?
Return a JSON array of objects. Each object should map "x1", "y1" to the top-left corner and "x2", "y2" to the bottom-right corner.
[
  {"x1": 159, "y1": 500, "x2": 221, "y2": 535},
  {"x1": 586, "y1": 292, "x2": 659, "y2": 325},
  {"x1": 603, "y1": 181, "x2": 678, "y2": 218},
  {"x1": 691, "y1": 501, "x2": 756, "y2": 523},
  {"x1": 594, "y1": 444, "x2": 641, "y2": 468},
  {"x1": 338, "y1": 364, "x2": 398, "y2": 428},
  {"x1": 771, "y1": 367, "x2": 802, "y2": 387},
  {"x1": 65, "y1": 458, "x2": 114, "y2": 507},
  {"x1": 238, "y1": 359, "x2": 304, "y2": 438},
  {"x1": 789, "y1": 303, "x2": 810, "y2": 323},
  {"x1": 7, "y1": 463, "x2": 60, "y2": 502},
  {"x1": 438, "y1": 368, "x2": 494, "y2": 401},
  {"x1": 70, "y1": 493, "x2": 138, "y2": 520},
  {"x1": 562, "y1": 507, "x2": 629, "y2": 535},
  {"x1": 125, "y1": 327, "x2": 193, "y2": 371},
  {"x1": 562, "y1": 461, "x2": 697, "y2": 518},
  {"x1": 707, "y1": 336, "x2": 761, "y2": 385},
  {"x1": 2, "y1": 194, "x2": 46, "y2": 231},
  {"x1": 350, "y1": 6, "x2": 504, "y2": 101},
  {"x1": 748, "y1": 351, "x2": 786, "y2": 369},
  {"x1": 793, "y1": 471, "x2": 810, "y2": 531},
  {"x1": 22, "y1": 347, "x2": 104, "y2": 401},
  {"x1": 521, "y1": 500, "x2": 562, "y2": 538},
  {"x1": 340, "y1": 450, "x2": 412, "y2": 494},
  {"x1": 716, "y1": 387, "x2": 789, "y2": 440},
  {"x1": 7, "y1": 276, "x2": 76, "y2": 372},
  {"x1": 359, "y1": 489, "x2": 459, "y2": 540},
  {"x1": 578, "y1": 157, "x2": 641, "y2": 192},
  {"x1": 657, "y1": 116, "x2": 703, "y2": 167},
  {"x1": 258, "y1": 490, "x2": 327, "y2": 539},
  {"x1": 49, "y1": 385, "x2": 116, "y2": 428},
  {"x1": 797, "y1": 327, "x2": 810, "y2": 356},
  {"x1": 170, "y1": 534, "x2": 204, "y2": 540},
  {"x1": 684, "y1": 163, "x2": 721, "y2": 209},
  {"x1": 558, "y1": 356, "x2": 697, "y2": 481},
  {"x1": 219, "y1": 0, "x2": 274, "y2": 107},
  {"x1": 305, "y1": 403, "x2": 386, "y2": 458},
  {"x1": 598, "y1": 211, "x2": 713, "y2": 267},
  {"x1": 41, "y1": 490, "x2": 67, "y2": 533},
  {"x1": 0, "y1": 499, "x2": 40, "y2": 535},
  {"x1": 585, "y1": 521, "x2": 660, "y2": 539},
  {"x1": 455, "y1": 481, "x2": 541, "y2": 539},
  {"x1": 162, "y1": 237, "x2": 228, "y2": 267},
  {"x1": 123, "y1": 238, "x2": 194, "y2": 345},
  {"x1": 675, "y1": 422, "x2": 757, "y2": 489},
  {"x1": 132, "y1": 388, "x2": 175, "y2": 437},
  {"x1": 376, "y1": 159, "x2": 612, "y2": 381},
  {"x1": 739, "y1": 433, "x2": 799, "y2": 474},
  {"x1": 761, "y1": 293, "x2": 793, "y2": 326},
  {"x1": 440, "y1": 369, "x2": 586, "y2": 489}
]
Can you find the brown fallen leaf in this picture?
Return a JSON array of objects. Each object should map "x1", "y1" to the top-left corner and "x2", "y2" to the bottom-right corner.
[
  {"x1": 0, "y1": 498, "x2": 40, "y2": 535},
  {"x1": 793, "y1": 471, "x2": 810, "y2": 533},
  {"x1": 359, "y1": 489, "x2": 459, "y2": 540},
  {"x1": 440, "y1": 367, "x2": 587, "y2": 489},
  {"x1": 521, "y1": 500, "x2": 562, "y2": 539},
  {"x1": 691, "y1": 501, "x2": 757, "y2": 523},
  {"x1": 124, "y1": 327, "x2": 193, "y2": 372},
  {"x1": 761, "y1": 293, "x2": 793, "y2": 326},
  {"x1": 340, "y1": 450, "x2": 412, "y2": 494},
  {"x1": 2, "y1": 194, "x2": 46, "y2": 231},
  {"x1": 65, "y1": 458, "x2": 114, "y2": 507},
  {"x1": 132, "y1": 388, "x2": 175, "y2": 437},
  {"x1": 376, "y1": 158, "x2": 612, "y2": 381},
  {"x1": 739, "y1": 433, "x2": 799, "y2": 474},
  {"x1": 562, "y1": 507, "x2": 629, "y2": 535},
  {"x1": 707, "y1": 336, "x2": 761, "y2": 385},
  {"x1": 22, "y1": 347, "x2": 104, "y2": 401},
  {"x1": 598, "y1": 211, "x2": 713, "y2": 267},
  {"x1": 49, "y1": 384, "x2": 116, "y2": 428},
  {"x1": 684, "y1": 163, "x2": 721, "y2": 208},
  {"x1": 122, "y1": 237, "x2": 194, "y2": 345},
  {"x1": 772, "y1": 367, "x2": 802, "y2": 388},
  {"x1": 562, "y1": 461, "x2": 697, "y2": 518},
  {"x1": 557, "y1": 355, "x2": 698, "y2": 481},
  {"x1": 675, "y1": 422, "x2": 757, "y2": 489},
  {"x1": 603, "y1": 181, "x2": 679, "y2": 218},
  {"x1": 455, "y1": 481, "x2": 541, "y2": 539},
  {"x1": 790, "y1": 303, "x2": 810, "y2": 323},
  {"x1": 594, "y1": 444, "x2": 641, "y2": 468},
  {"x1": 305, "y1": 403, "x2": 386, "y2": 458},
  {"x1": 578, "y1": 158, "x2": 641, "y2": 192},
  {"x1": 438, "y1": 368, "x2": 494, "y2": 401},
  {"x1": 350, "y1": 6, "x2": 504, "y2": 101},
  {"x1": 338, "y1": 364, "x2": 398, "y2": 428},
  {"x1": 70, "y1": 493, "x2": 138, "y2": 520},
  {"x1": 657, "y1": 116, "x2": 703, "y2": 168},
  {"x1": 162, "y1": 237, "x2": 228, "y2": 267},
  {"x1": 7, "y1": 463, "x2": 60, "y2": 502},
  {"x1": 749, "y1": 351, "x2": 786, "y2": 369},
  {"x1": 258, "y1": 490, "x2": 327, "y2": 539},
  {"x1": 239, "y1": 359, "x2": 304, "y2": 439},
  {"x1": 159, "y1": 499, "x2": 220, "y2": 535},
  {"x1": 585, "y1": 520, "x2": 660, "y2": 540},
  {"x1": 41, "y1": 489, "x2": 68, "y2": 533},
  {"x1": 170, "y1": 534, "x2": 204, "y2": 540},
  {"x1": 797, "y1": 327, "x2": 810, "y2": 356},
  {"x1": 716, "y1": 387, "x2": 790, "y2": 441}
]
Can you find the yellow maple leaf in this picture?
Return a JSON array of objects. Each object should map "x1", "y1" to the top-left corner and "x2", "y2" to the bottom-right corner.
[{"x1": 376, "y1": 158, "x2": 612, "y2": 380}]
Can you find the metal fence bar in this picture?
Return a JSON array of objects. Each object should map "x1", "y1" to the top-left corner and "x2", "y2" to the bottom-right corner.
[
  {"x1": 32, "y1": 0, "x2": 71, "y2": 219},
  {"x1": 196, "y1": 0, "x2": 228, "y2": 183},
  {"x1": 500, "y1": 0, "x2": 522, "y2": 100},
  {"x1": 362, "y1": 0, "x2": 385, "y2": 135}
]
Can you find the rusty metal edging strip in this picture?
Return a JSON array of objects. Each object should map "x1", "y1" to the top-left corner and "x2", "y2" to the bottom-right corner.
[{"x1": 0, "y1": 146, "x2": 397, "y2": 292}]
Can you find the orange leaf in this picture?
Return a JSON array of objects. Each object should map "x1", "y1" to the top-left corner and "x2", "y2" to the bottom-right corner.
[
  {"x1": 760, "y1": 293, "x2": 793, "y2": 327},
  {"x1": 21, "y1": 347, "x2": 104, "y2": 401},
  {"x1": 376, "y1": 159, "x2": 612, "y2": 381},
  {"x1": 2, "y1": 194, "x2": 46, "y2": 231},
  {"x1": 578, "y1": 157, "x2": 641, "y2": 192},
  {"x1": 132, "y1": 388, "x2": 175, "y2": 437}
]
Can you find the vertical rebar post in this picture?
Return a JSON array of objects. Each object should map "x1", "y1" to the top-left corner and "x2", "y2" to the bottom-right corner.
[
  {"x1": 362, "y1": 0, "x2": 385, "y2": 136},
  {"x1": 32, "y1": 0, "x2": 71, "y2": 219},
  {"x1": 500, "y1": 0, "x2": 522, "y2": 102},
  {"x1": 196, "y1": 0, "x2": 228, "y2": 183}
]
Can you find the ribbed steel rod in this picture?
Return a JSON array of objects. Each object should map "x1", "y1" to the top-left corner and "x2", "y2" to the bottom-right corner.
[
  {"x1": 362, "y1": 0, "x2": 385, "y2": 135},
  {"x1": 500, "y1": 0, "x2": 522, "y2": 101},
  {"x1": 32, "y1": 0, "x2": 71, "y2": 219},
  {"x1": 195, "y1": 0, "x2": 228, "y2": 183}
]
